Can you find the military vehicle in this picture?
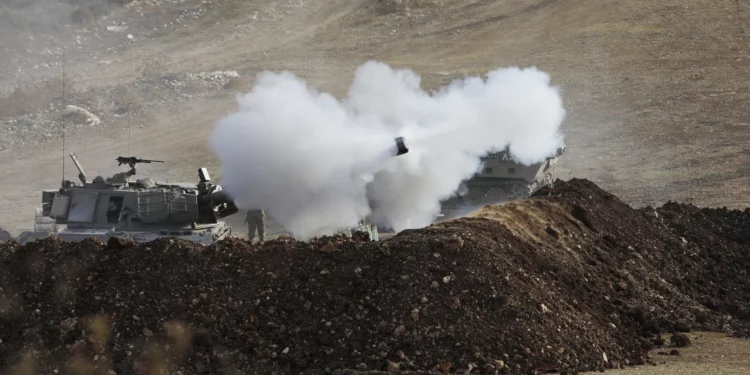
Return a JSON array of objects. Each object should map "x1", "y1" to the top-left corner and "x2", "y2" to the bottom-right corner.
[
  {"x1": 37, "y1": 136, "x2": 410, "y2": 244},
  {"x1": 39, "y1": 153, "x2": 238, "y2": 244},
  {"x1": 441, "y1": 146, "x2": 566, "y2": 211}
]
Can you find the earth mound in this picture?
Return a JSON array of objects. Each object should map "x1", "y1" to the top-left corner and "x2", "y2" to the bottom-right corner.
[{"x1": 1, "y1": 179, "x2": 750, "y2": 375}]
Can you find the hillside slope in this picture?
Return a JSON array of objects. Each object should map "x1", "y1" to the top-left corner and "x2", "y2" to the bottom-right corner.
[{"x1": 0, "y1": 0, "x2": 748, "y2": 234}]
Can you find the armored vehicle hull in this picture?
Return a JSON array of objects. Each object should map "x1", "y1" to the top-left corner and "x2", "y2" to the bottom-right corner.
[
  {"x1": 39, "y1": 154, "x2": 238, "y2": 246},
  {"x1": 441, "y1": 147, "x2": 565, "y2": 213},
  {"x1": 53, "y1": 223, "x2": 231, "y2": 245}
]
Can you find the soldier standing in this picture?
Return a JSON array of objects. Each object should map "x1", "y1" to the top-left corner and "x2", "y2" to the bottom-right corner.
[{"x1": 245, "y1": 209, "x2": 265, "y2": 243}]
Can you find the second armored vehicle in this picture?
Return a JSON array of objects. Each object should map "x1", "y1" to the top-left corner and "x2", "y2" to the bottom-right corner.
[
  {"x1": 39, "y1": 153, "x2": 238, "y2": 245},
  {"x1": 441, "y1": 146, "x2": 566, "y2": 213}
]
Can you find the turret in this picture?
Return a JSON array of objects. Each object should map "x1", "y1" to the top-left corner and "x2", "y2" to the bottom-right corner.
[{"x1": 42, "y1": 153, "x2": 237, "y2": 231}]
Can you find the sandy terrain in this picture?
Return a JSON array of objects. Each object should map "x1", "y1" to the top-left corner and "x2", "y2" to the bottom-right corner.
[
  {"x1": 0, "y1": 0, "x2": 748, "y2": 238},
  {"x1": 2, "y1": 2, "x2": 750, "y2": 373},
  {"x1": 589, "y1": 332, "x2": 750, "y2": 375}
]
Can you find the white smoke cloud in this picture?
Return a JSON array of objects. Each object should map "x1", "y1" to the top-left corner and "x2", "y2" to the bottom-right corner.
[{"x1": 209, "y1": 60, "x2": 565, "y2": 239}]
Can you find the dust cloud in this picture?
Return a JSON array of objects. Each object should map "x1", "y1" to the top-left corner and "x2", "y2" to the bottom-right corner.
[{"x1": 209, "y1": 61, "x2": 565, "y2": 239}]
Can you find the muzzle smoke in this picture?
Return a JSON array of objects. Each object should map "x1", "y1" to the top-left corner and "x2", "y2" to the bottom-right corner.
[{"x1": 209, "y1": 61, "x2": 565, "y2": 239}]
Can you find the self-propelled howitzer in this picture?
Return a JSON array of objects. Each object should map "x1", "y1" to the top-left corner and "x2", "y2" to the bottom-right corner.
[
  {"x1": 40, "y1": 153, "x2": 238, "y2": 244},
  {"x1": 440, "y1": 146, "x2": 566, "y2": 214}
]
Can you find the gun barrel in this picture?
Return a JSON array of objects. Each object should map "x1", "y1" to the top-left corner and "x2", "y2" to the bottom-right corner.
[
  {"x1": 116, "y1": 157, "x2": 165, "y2": 166},
  {"x1": 69, "y1": 152, "x2": 87, "y2": 184}
]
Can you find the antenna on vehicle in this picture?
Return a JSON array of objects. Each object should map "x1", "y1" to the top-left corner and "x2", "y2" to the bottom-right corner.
[
  {"x1": 127, "y1": 34, "x2": 134, "y2": 157},
  {"x1": 61, "y1": 48, "x2": 66, "y2": 183}
]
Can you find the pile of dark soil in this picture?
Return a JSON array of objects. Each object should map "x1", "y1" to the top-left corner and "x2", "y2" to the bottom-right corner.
[
  {"x1": 1, "y1": 178, "x2": 750, "y2": 375},
  {"x1": 650, "y1": 202, "x2": 750, "y2": 335}
]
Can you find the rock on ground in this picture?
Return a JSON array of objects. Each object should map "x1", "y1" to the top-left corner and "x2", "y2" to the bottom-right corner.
[
  {"x1": 0, "y1": 227, "x2": 11, "y2": 242},
  {"x1": 63, "y1": 104, "x2": 101, "y2": 126}
]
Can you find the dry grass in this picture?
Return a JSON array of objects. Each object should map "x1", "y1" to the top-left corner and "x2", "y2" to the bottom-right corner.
[
  {"x1": 570, "y1": 332, "x2": 750, "y2": 375},
  {"x1": 110, "y1": 86, "x2": 142, "y2": 115},
  {"x1": 0, "y1": 74, "x2": 115, "y2": 119},
  {"x1": 0, "y1": 79, "x2": 67, "y2": 118},
  {"x1": 0, "y1": 0, "x2": 135, "y2": 29},
  {"x1": 371, "y1": 0, "x2": 444, "y2": 15},
  {"x1": 0, "y1": 314, "x2": 198, "y2": 375},
  {"x1": 222, "y1": 76, "x2": 253, "y2": 91},
  {"x1": 70, "y1": 6, "x2": 95, "y2": 24},
  {"x1": 69, "y1": 0, "x2": 133, "y2": 25},
  {"x1": 5, "y1": 351, "x2": 36, "y2": 375},
  {"x1": 0, "y1": 0, "x2": 748, "y2": 230}
]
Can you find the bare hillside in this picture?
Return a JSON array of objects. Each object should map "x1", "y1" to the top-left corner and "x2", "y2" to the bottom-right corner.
[{"x1": 0, "y1": 0, "x2": 748, "y2": 234}]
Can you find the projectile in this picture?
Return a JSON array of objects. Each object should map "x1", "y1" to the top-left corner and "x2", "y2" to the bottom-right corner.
[{"x1": 395, "y1": 136, "x2": 409, "y2": 156}]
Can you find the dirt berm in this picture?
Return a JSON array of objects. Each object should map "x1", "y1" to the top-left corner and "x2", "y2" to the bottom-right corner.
[{"x1": 1, "y1": 179, "x2": 749, "y2": 375}]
